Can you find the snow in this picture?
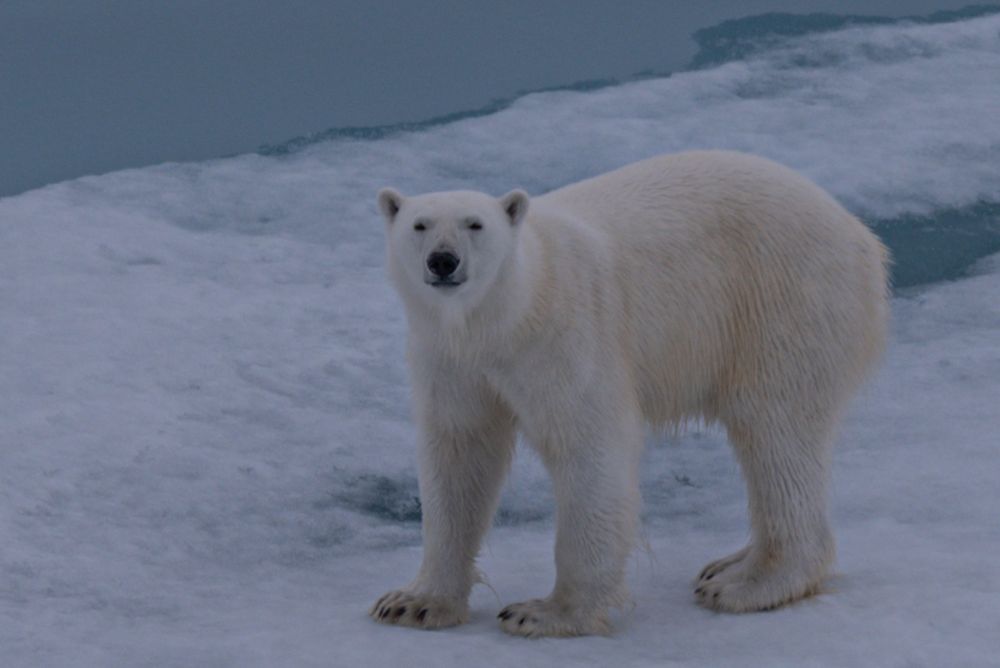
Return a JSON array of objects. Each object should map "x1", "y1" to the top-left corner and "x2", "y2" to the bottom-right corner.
[{"x1": 2, "y1": 11, "x2": 999, "y2": 667}]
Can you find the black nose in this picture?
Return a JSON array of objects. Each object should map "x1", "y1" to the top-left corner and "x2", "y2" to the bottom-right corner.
[{"x1": 427, "y1": 251, "x2": 460, "y2": 278}]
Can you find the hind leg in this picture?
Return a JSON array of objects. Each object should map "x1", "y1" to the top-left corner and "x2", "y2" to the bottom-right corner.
[{"x1": 695, "y1": 414, "x2": 836, "y2": 612}]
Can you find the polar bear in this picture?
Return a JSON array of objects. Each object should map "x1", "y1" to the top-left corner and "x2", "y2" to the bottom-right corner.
[{"x1": 369, "y1": 151, "x2": 889, "y2": 637}]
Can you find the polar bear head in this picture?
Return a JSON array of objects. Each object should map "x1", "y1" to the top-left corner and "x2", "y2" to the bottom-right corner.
[{"x1": 377, "y1": 188, "x2": 529, "y2": 313}]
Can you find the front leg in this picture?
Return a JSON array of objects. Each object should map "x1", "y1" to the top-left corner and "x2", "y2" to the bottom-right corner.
[
  {"x1": 370, "y1": 372, "x2": 515, "y2": 630},
  {"x1": 499, "y1": 410, "x2": 643, "y2": 637}
]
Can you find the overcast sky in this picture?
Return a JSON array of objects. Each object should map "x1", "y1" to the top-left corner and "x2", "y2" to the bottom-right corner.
[{"x1": 0, "y1": 0, "x2": 981, "y2": 197}]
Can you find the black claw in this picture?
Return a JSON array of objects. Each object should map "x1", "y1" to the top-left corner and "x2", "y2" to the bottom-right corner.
[
  {"x1": 518, "y1": 616, "x2": 526, "y2": 626},
  {"x1": 498, "y1": 611, "x2": 512, "y2": 620},
  {"x1": 695, "y1": 587, "x2": 704, "y2": 595},
  {"x1": 393, "y1": 606, "x2": 406, "y2": 619},
  {"x1": 706, "y1": 573, "x2": 715, "y2": 580},
  {"x1": 379, "y1": 607, "x2": 390, "y2": 619},
  {"x1": 417, "y1": 608, "x2": 428, "y2": 622}
]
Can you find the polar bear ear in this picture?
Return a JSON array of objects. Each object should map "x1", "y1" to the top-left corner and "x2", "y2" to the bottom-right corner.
[
  {"x1": 499, "y1": 190, "x2": 529, "y2": 226},
  {"x1": 377, "y1": 187, "x2": 405, "y2": 223}
]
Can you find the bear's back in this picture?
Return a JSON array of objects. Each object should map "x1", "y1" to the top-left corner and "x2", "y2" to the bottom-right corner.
[{"x1": 533, "y1": 151, "x2": 888, "y2": 424}]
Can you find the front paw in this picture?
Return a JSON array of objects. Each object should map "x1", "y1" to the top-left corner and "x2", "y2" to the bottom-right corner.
[
  {"x1": 369, "y1": 590, "x2": 468, "y2": 630},
  {"x1": 693, "y1": 546, "x2": 826, "y2": 612},
  {"x1": 497, "y1": 597, "x2": 611, "y2": 638}
]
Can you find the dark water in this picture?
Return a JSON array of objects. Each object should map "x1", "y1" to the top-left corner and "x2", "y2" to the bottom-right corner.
[
  {"x1": 0, "y1": 0, "x2": 986, "y2": 198},
  {"x1": 870, "y1": 202, "x2": 1000, "y2": 288}
]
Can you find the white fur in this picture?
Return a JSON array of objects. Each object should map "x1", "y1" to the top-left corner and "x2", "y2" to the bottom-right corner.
[{"x1": 369, "y1": 151, "x2": 889, "y2": 636}]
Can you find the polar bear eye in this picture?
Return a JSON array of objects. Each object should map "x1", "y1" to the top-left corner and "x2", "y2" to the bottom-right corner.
[
  {"x1": 466, "y1": 219, "x2": 483, "y2": 231},
  {"x1": 413, "y1": 222, "x2": 427, "y2": 232}
]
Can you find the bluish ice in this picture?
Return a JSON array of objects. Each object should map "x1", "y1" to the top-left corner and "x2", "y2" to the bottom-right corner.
[{"x1": 1, "y1": 10, "x2": 999, "y2": 667}]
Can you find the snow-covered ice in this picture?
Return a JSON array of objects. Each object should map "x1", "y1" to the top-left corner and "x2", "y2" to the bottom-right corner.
[{"x1": 1, "y1": 10, "x2": 999, "y2": 667}]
